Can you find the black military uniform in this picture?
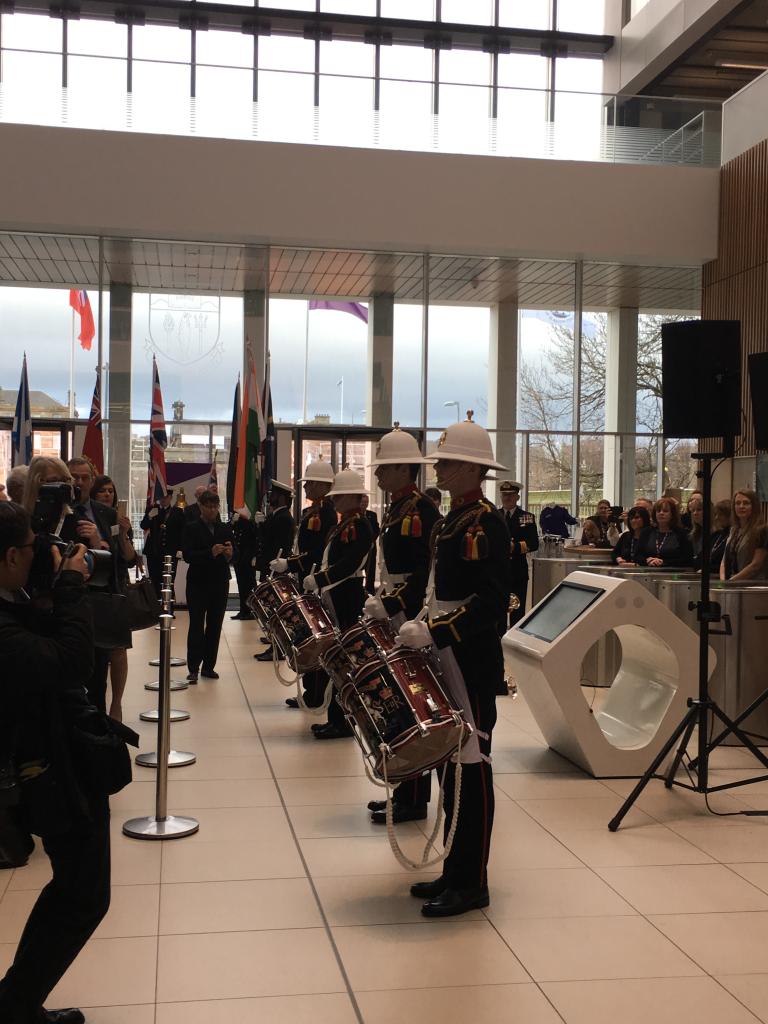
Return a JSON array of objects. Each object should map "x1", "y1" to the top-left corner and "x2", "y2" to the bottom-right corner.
[
  {"x1": 372, "y1": 484, "x2": 442, "y2": 817},
  {"x1": 258, "y1": 505, "x2": 297, "y2": 576},
  {"x1": 182, "y1": 514, "x2": 236, "y2": 678},
  {"x1": 498, "y1": 487, "x2": 539, "y2": 627},
  {"x1": 422, "y1": 490, "x2": 508, "y2": 902},
  {"x1": 140, "y1": 500, "x2": 185, "y2": 598},
  {"x1": 312, "y1": 510, "x2": 374, "y2": 736},
  {"x1": 231, "y1": 512, "x2": 258, "y2": 618},
  {"x1": 286, "y1": 497, "x2": 338, "y2": 705}
]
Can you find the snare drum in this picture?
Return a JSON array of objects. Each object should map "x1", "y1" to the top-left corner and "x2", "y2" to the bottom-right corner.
[
  {"x1": 340, "y1": 646, "x2": 470, "y2": 783},
  {"x1": 321, "y1": 618, "x2": 398, "y2": 692},
  {"x1": 269, "y1": 593, "x2": 338, "y2": 673},
  {"x1": 247, "y1": 576, "x2": 300, "y2": 631}
]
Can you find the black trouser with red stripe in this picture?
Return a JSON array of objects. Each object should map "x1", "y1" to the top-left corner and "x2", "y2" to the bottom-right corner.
[
  {"x1": 439, "y1": 642, "x2": 500, "y2": 891},
  {"x1": 393, "y1": 772, "x2": 430, "y2": 807}
]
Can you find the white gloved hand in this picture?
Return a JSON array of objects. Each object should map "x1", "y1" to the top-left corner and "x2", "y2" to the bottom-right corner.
[
  {"x1": 270, "y1": 557, "x2": 289, "y2": 573},
  {"x1": 398, "y1": 619, "x2": 432, "y2": 649},
  {"x1": 253, "y1": 511, "x2": 267, "y2": 524},
  {"x1": 235, "y1": 506, "x2": 250, "y2": 521},
  {"x1": 364, "y1": 595, "x2": 388, "y2": 620},
  {"x1": 303, "y1": 573, "x2": 319, "y2": 593}
]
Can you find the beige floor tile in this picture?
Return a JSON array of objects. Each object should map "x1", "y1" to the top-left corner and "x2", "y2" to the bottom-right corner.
[
  {"x1": 168, "y1": 778, "x2": 280, "y2": 808},
  {"x1": 161, "y1": 736, "x2": 266, "y2": 757},
  {"x1": 729, "y1": 862, "x2": 768, "y2": 894},
  {"x1": 357, "y1": 983, "x2": 562, "y2": 1024},
  {"x1": 487, "y1": 817, "x2": 584, "y2": 870},
  {"x1": 154, "y1": 805, "x2": 291, "y2": 843},
  {"x1": 333, "y1": 921, "x2": 529, "y2": 990},
  {"x1": 139, "y1": 709, "x2": 264, "y2": 738},
  {"x1": 156, "y1": 994, "x2": 359, "y2": 1024},
  {"x1": 161, "y1": 835, "x2": 305, "y2": 883},
  {"x1": 517, "y1": 797, "x2": 656, "y2": 832},
  {"x1": 717, "y1": 974, "x2": 768, "y2": 1023},
  {"x1": 47, "y1": 936, "x2": 158, "y2": 1007},
  {"x1": 74, "y1": 1007, "x2": 155, "y2": 1024},
  {"x1": 650, "y1": 911, "x2": 768, "y2": 974},
  {"x1": 156, "y1": 929, "x2": 344, "y2": 1001},
  {"x1": 600, "y1": 779, "x2": 754, "y2": 823},
  {"x1": 314, "y1": 873, "x2": 486, "y2": 926},
  {"x1": 251, "y1": 706, "x2": 323, "y2": 738},
  {"x1": 301, "y1": 835, "x2": 440, "y2": 877},
  {"x1": 543, "y1": 977, "x2": 760, "y2": 1024},
  {"x1": 668, "y1": 823, "x2": 768, "y2": 862},
  {"x1": 8, "y1": 836, "x2": 162, "y2": 891},
  {"x1": 554, "y1": 825, "x2": 715, "y2": 867},
  {"x1": 155, "y1": 754, "x2": 272, "y2": 780},
  {"x1": 494, "y1": 915, "x2": 702, "y2": 982},
  {"x1": 596, "y1": 863, "x2": 768, "y2": 914},
  {"x1": 485, "y1": 867, "x2": 636, "y2": 920},
  {"x1": 288, "y1": 803, "x2": 425, "y2": 840},
  {"x1": 279, "y1": 776, "x2": 382, "y2": 806},
  {"x1": 159, "y1": 878, "x2": 321, "y2": 932},
  {"x1": 491, "y1": 745, "x2": 576, "y2": 774},
  {"x1": 494, "y1": 772, "x2": 614, "y2": 801},
  {"x1": 265, "y1": 737, "x2": 366, "y2": 778}
]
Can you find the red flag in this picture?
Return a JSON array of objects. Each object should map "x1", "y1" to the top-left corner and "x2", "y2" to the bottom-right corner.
[
  {"x1": 69, "y1": 289, "x2": 96, "y2": 351},
  {"x1": 81, "y1": 372, "x2": 104, "y2": 474}
]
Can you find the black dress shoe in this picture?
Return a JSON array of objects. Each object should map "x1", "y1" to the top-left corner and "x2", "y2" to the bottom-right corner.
[
  {"x1": 371, "y1": 804, "x2": 428, "y2": 825},
  {"x1": 310, "y1": 722, "x2": 325, "y2": 734},
  {"x1": 200, "y1": 669, "x2": 219, "y2": 679},
  {"x1": 421, "y1": 886, "x2": 489, "y2": 918},
  {"x1": 231, "y1": 612, "x2": 245, "y2": 620},
  {"x1": 42, "y1": 1010, "x2": 86, "y2": 1024},
  {"x1": 186, "y1": 671, "x2": 198, "y2": 684},
  {"x1": 367, "y1": 799, "x2": 386, "y2": 812},
  {"x1": 259, "y1": 635, "x2": 269, "y2": 643},
  {"x1": 255, "y1": 646, "x2": 285, "y2": 663},
  {"x1": 285, "y1": 697, "x2": 299, "y2": 708},
  {"x1": 313, "y1": 724, "x2": 352, "y2": 740},
  {"x1": 410, "y1": 877, "x2": 447, "y2": 900}
]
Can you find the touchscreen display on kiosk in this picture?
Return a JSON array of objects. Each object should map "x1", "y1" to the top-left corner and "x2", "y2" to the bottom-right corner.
[{"x1": 519, "y1": 581, "x2": 604, "y2": 643}]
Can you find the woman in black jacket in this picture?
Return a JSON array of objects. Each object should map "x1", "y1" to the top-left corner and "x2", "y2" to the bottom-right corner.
[
  {"x1": 636, "y1": 498, "x2": 693, "y2": 568},
  {"x1": 612, "y1": 506, "x2": 651, "y2": 565}
]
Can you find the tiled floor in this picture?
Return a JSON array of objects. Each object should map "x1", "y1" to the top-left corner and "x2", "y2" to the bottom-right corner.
[{"x1": 3, "y1": 615, "x2": 768, "y2": 1023}]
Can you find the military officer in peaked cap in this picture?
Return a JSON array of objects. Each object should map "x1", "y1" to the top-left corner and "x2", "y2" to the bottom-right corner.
[
  {"x1": 398, "y1": 411, "x2": 508, "y2": 917},
  {"x1": 362, "y1": 424, "x2": 442, "y2": 824},
  {"x1": 498, "y1": 480, "x2": 538, "y2": 629}
]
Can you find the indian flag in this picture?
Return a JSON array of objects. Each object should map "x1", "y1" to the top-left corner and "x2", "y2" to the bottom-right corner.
[{"x1": 233, "y1": 351, "x2": 266, "y2": 515}]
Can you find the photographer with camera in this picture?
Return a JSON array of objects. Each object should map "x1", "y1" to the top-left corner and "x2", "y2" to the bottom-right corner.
[
  {"x1": 22, "y1": 457, "x2": 127, "y2": 715},
  {"x1": 0, "y1": 501, "x2": 112, "y2": 1024}
]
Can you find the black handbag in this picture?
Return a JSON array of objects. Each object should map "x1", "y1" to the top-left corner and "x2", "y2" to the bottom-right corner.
[
  {"x1": 69, "y1": 706, "x2": 140, "y2": 797},
  {"x1": 88, "y1": 590, "x2": 131, "y2": 649},
  {"x1": 125, "y1": 566, "x2": 160, "y2": 631}
]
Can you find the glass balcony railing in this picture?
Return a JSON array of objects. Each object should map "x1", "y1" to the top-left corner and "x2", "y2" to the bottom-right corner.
[{"x1": 0, "y1": 51, "x2": 723, "y2": 167}]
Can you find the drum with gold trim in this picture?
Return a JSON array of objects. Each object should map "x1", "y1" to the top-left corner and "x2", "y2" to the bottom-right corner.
[{"x1": 247, "y1": 576, "x2": 299, "y2": 631}]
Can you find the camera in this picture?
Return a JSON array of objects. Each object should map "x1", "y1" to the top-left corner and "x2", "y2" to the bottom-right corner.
[{"x1": 28, "y1": 482, "x2": 113, "y2": 595}]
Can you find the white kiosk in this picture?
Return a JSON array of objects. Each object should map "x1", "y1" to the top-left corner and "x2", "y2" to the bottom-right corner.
[{"x1": 502, "y1": 571, "x2": 711, "y2": 777}]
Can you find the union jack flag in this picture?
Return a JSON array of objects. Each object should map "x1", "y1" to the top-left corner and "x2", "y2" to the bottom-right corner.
[{"x1": 149, "y1": 357, "x2": 168, "y2": 502}]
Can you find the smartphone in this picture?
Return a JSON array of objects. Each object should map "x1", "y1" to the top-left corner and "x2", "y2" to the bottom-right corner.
[
  {"x1": 611, "y1": 505, "x2": 623, "y2": 519},
  {"x1": 117, "y1": 499, "x2": 128, "y2": 517}
]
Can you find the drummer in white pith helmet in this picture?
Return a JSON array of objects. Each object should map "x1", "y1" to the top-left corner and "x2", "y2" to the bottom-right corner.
[
  {"x1": 302, "y1": 467, "x2": 375, "y2": 740},
  {"x1": 363, "y1": 424, "x2": 442, "y2": 825},
  {"x1": 399, "y1": 411, "x2": 508, "y2": 918},
  {"x1": 271, "y1": 457, "x2": 337, "y2": 708}
]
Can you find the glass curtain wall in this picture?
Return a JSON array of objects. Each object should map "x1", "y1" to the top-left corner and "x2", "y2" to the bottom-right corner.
[{"x1": 0, "y1": 233, "x2": 704, "y2": 520}]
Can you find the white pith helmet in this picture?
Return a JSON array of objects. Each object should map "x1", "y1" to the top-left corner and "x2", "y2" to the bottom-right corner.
[
  {"x1": 369, "y1": 423, "x2": 423, "y2": 466},
  {"x1": 299, "y1": 455, "x2": 335, "y2": 483},
  {"x1": 424, "y1": 410, "x2": 507, "y2": 471},
  {"x1": 328, "y1": 467, "x2": 368, "y2": 495}
]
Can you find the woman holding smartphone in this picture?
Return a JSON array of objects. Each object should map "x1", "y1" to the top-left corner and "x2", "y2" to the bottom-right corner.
[{"x1": 91, "y1": 474, "x2": 137, "y2": 720}]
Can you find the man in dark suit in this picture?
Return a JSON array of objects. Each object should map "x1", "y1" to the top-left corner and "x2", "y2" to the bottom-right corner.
[
  {"x1": 140, "y1": 492, "x2": 185, "y2": 597},
  {"x1": 498, "y1": 480, "x2": 539, "y2": 627},
  {"x1": 181, "y1": 489, "x2": 235, "y2": 683},
  {"x1": 230, "y1": 507, "x2": 259, "y2": 619},
  {"x1": 360, "y1": 494, "x2": 380, "y2": 594}
]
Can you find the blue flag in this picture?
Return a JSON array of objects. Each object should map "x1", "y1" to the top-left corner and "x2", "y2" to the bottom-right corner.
[{"x1": 11, "y1": 355, "x2": 32, "y2": 467}]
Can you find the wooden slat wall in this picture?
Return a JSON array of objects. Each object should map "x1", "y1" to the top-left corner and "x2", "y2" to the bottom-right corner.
[{"x1": 702, "y1": 138, "x2": 768, "y2": 460}]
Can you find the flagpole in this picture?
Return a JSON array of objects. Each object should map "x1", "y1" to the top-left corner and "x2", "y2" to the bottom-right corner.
[
  {"x1": 69, "y1": 307, "x2": 76, "y2": 418},
  {"x1": 302, "y1": 300, "x2": 309, "y2": 424},
  {"x1": 338, "y1": 376, "x2": 344, "y2": 424}
]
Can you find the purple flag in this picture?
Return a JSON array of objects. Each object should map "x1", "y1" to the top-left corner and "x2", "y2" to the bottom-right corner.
[{"x1": 309, "y1": 299, "x2": 369, "y2": 324}]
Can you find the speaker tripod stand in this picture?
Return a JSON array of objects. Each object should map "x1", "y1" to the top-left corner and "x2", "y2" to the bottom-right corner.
[{"x1": 609, "y1": 451, "x2": 768, "y2": 832}]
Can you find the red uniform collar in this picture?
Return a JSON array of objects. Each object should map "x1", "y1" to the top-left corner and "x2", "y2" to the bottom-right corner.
[
  {"x1": 450, "y1": 488, "x2": 484, "y2": 510},
  {"x1": 391, "y1": 482, "x2": 418, "y2": 502}
]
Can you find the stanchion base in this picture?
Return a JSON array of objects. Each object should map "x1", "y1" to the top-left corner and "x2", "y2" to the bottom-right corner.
[
  {"x1": 135, "y1": 750, "x2": 196, "y2": 768},
  {"x1": 149, "y1": 656, "x2": 186, "y2": 667},
  {"x1": 140, "y1": 708, "x2": 190, "y2": 723},
  {"x1": 145, "y1": 679, "x2": 188, "y2": 692},
  {"x1": 123, "y1": 815, "x2": 199, "y2": 840}
]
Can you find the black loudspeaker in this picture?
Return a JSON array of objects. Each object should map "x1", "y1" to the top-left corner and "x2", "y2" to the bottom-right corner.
[
  {"x1": 661, "y1": 320, "x2": 741, "y2": 440},
  {"x1": 749, "y1": 352, "x2": 768, "y2": 451}
]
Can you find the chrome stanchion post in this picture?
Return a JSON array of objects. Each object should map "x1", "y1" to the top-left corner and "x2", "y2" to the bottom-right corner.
[
  {"x1": 142, "y1": 580, "x2": 190, "y2": 721},
  {"x1": 136, "y1": 604, "x2": 196, "y2": 768},
  {"x1": 124, "y1": 614, "x2": 199, "y2": 840}
]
